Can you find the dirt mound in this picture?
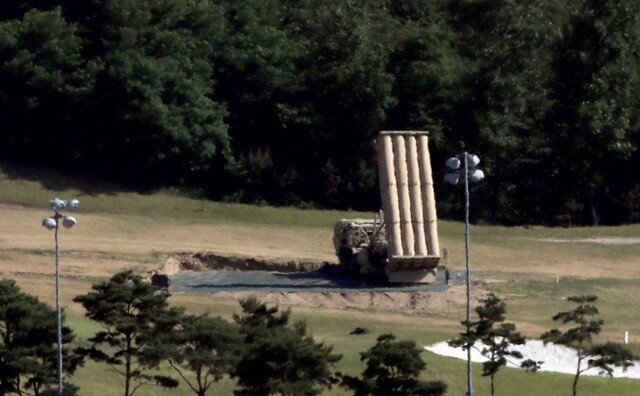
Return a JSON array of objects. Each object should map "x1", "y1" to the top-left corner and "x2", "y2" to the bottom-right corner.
[
  {"x1": 210, "y1": 286, "x2": 487, "y2": 316},
  {"x1": 163, "y1": 252, "x2": 327, "y2": 275}
]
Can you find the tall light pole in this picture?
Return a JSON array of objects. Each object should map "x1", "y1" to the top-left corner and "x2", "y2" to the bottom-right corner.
[
  {"x1": 42, "y1": 198, "x2": 79, "y2": 396},
  {"x1": 445, "y1": 153, "x2": 484, "y2": 396}
]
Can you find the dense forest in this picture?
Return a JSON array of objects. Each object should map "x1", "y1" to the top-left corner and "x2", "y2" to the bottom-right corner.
[{"x1": 1, "y1": 0, "x2": 640, "y2": 226}]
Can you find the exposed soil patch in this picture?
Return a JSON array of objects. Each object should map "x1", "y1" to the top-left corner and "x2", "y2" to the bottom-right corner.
[
  {"x1": 209, "y1": 287, "x2": 486, "y2": 317},
  {"x1": 163, "y1": 252, "x2": 327, "y2": 275}
]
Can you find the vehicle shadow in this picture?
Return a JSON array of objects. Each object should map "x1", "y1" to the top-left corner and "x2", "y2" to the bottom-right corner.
[{"x1": 170, "y1": 268, "x2": 464, "y2": 293}]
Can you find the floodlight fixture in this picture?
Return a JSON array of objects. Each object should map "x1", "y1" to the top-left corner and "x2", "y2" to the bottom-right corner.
[
  {"x1": 68, "y1": 199, "x2": 80, "y2": 210},
  {"x1": 62, "y1": 216, "x2": 77, "y2": 228},
  {"x1": 43, "y1": 217, "x2": 57, "y2": 230},
  {"x1": 468, "y1": 153, "x2": 480, "y2": 167},
  {"x1": 50, "y1": 198, "x2": 66, "y2": 212},
  {"x1": 445, "y1": 157, "x2": 461, "y2": 170},
  {"x1": 469, "y1": 169, "x2": 485, "y2": 183},
  {"x1": 444, "y1": 153, "x2": 483, "y2": 186},
  {"x1": 444, "y1": 173, "x2": 460, "y2": 185}
]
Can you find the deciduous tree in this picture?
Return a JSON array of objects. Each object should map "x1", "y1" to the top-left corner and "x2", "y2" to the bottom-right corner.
[
  {"x1": 445, "y1": 0, "x2": 561, "y2": 224},
  {"x1": 544, "y1": 0, "x2": 640, "y2": 225},
  {"x1": 82, "y1": 0, "x2": 231, "y2": 186},
  {"x1": 0, "y1": 7, "x2": 95, "y2": 168}
]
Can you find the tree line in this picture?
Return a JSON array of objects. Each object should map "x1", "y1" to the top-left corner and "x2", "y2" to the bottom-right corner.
[
  {"x1": 1, "y1": 274, "x2": 632, "y2": 395},
  {"x1": 1, "y1": 1, "x2": 640, "y2": 225}
]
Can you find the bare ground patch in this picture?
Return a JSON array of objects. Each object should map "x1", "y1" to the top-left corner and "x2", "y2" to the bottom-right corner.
[
  {"x1": 191, "y1": 286, "x2": 488, "y2": 318},
  {"x1": 162, "y1": 251, "x2": 327, "y2": 274}
]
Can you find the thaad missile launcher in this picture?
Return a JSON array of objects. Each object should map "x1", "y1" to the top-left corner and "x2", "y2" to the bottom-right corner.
[{"x1": 333, "y1": 131, "x2": 441, "y2": 284}]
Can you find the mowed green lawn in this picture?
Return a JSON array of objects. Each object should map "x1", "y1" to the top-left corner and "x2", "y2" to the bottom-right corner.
[{"x1": 0, "y1": 163, "x2": 639, "y2": 395}]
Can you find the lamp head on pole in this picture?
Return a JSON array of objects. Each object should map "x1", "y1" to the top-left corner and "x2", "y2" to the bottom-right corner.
[
  {"x1": 62, "y1": 216, "x2": 77, "y2": 228},
  {"x1": 468, "y1": 153, "x2": 480, "y2": 167},
  {"x1": 44, "y1": 198, "x2": 80, "y2": 230},
  {"x1": 469, "y1": 169, "x2": 485, "y2": 183},
  {"x1": 445, "y1": 157, "x2": 461, "y2": 170},
  {"x1": 444, "y1": 173, "x2": 460, "y2": 185},
  {"x1": 445, "y1": 153, "x2": 485, "y2": 185},
  {"x1": 50, "y1": 198, "x2": 66, "y2": 212},
  {"x1": 68, "y1": 199, "x2": 80, "y2": 210},
  {"x1": 42, "y1": 217, "x2": 57, "y2": 230}
]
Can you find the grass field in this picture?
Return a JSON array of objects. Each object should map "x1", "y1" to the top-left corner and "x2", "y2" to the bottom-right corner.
[{"x1": 0, "y1": 163, "x2": 639, "y2": 395}]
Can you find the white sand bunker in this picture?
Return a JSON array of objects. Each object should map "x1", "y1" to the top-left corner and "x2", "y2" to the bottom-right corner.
[{"x1": 426, "y1": 340, "x2": 640, "y2": 379}]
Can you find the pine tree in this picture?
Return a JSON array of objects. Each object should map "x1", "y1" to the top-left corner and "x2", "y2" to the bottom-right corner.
[
  {"x1": 0, "y1": 279, "x2": 83, "y2": 395},
  {"x1": 449, "y1": 293, "x2": 538, "y2": 396},
  {"x1": 73, "y1": 270, "x2": 181, "y2": 396},
  {"x1": 232, "y1": 297, "x2": 341, "y2": 396},
  {"x1": 147, "y1": 313, "x2": 242, "y2": 396},
  {"x1": 342, "y1": 333, "x2": 447, "y2": 396},
  {"x1": 541, "y1": 295, "x2": 634, "y2": 396}
]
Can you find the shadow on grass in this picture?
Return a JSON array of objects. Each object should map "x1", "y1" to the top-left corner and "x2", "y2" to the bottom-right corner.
[
  {"x1": 0, "y1": 161, "x2": 127, "y2": 196},
  {"x1": 0, "y1": 161, "x2": 203, "y2": 199}
]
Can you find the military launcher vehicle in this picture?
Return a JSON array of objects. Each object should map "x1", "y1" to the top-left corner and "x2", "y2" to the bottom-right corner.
[{"x1": 333, "y1": 131, "x2": 441, "y2": 284}]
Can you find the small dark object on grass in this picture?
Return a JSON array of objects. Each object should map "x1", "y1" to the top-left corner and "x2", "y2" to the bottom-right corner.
[
  {"x1": 349, "y1": 327, "x2": 370, "y2": 335},
  {"x1": 151, "y1": 271, "x2": 170, "y2": 289}
]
